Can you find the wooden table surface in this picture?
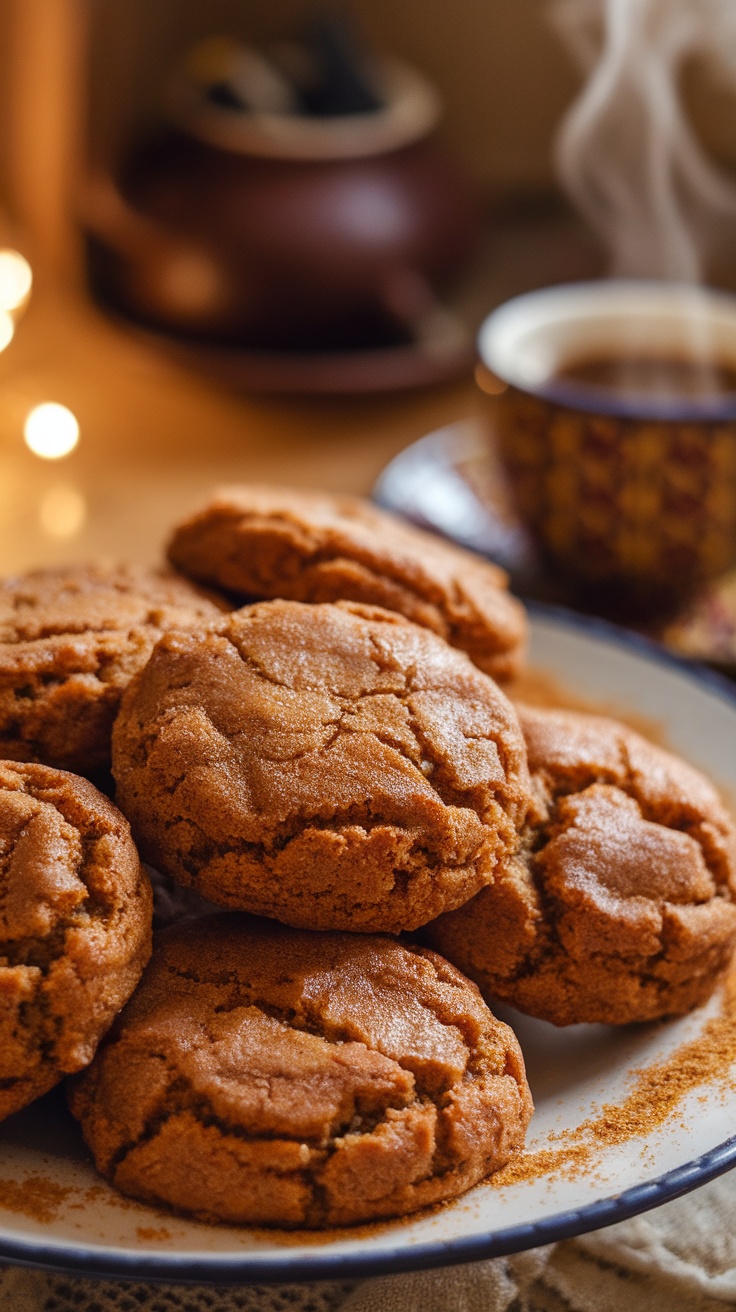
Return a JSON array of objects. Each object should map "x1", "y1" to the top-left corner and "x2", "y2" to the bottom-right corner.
[
  {"x1": 0, "y1": 285, "x2": 479, "y2": 576},
  {"x1": 0, "y1": 200, "x2": 605, "y2": 577}
]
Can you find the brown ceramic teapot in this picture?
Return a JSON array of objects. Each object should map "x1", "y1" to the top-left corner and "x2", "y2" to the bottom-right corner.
[{"x1": 84, "y1": 57, "x2": 483, "y2": 357}]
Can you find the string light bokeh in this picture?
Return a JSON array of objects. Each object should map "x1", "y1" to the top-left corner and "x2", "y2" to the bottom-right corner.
[
  {"x1": 0, "y1": 249, "x2": 32, "y2": 356},
  {"x1": 23, "y1": 402, "x2": 80, "y2": 459}
]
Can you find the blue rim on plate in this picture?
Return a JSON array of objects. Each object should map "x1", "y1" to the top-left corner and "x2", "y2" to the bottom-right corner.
[
  {"x1": 2, "y1": 1132, "x2": 736, "y2": 1286},
  {"x1": 1, "y1": 605, "x2": 735, "y2": 1287}
]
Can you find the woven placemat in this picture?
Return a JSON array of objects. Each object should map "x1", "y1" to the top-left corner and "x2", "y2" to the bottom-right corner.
[{"x1": 3, "y1": 1170, "x2": 736, "y2": 1312}]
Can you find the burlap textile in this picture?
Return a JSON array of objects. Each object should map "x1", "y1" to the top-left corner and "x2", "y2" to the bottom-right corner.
[{"x1": 1, "y1": 1170, "x2": 735, "y2": 1311}]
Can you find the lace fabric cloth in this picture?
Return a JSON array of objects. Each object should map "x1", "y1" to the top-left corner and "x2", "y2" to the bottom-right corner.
[{"x1": 2, "y1": 1170, "x2": 736, "y2": 1312}]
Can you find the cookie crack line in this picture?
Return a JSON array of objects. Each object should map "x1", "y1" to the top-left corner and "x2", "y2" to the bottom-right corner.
[
  {"x1": 224, "y1": 629, "x2": 410, "y2": 696},
  {"x1": 503, "y1": 919, "x2": 665, "y2": 990},
  {"x1": 221, "y1": 635, "x2": 295, "y2": 692},
  {"x1": 0, "y1": 918, "x2": 87, "y2": 974},
  {"x1": 144, "y1": 684, "x2": 514, "y2": 815},
  {"x1": 161, "y1": 812, "x2": 486, "y2": 883},
  {"x1": 103, "y1": 1055, "x2": 419, "y2": 1172},
  {"x1": 536, "y1": 776, "x2": 727, "y2": 894},
  {"x1": 166, "y1": 957, "x2": 472, "y2": 1075},
  {"x1": 0, "y1": 855, "x2": 121, "y2": 974},
  {"x1": 140, "y1": 732, "x2": 507, "y2": 833},
  {"x1": 204, "y1": 521, "x2": 456, "y2": 606},
  {"x1": 532, "y1": 727, "x2": 727, "y2": 884},
  {"x1": 10, "y1": 617, "x2": 169, "y2": 643},
  {"x1": 104, "y1": 1066, "x2": 467, "y2": 1215},
  {"x1": 619, "y1": 741, "x2": 730, "y2": 875},
  {"x1": 491, "y1": 839, "x2": 694, "y2": 991}
]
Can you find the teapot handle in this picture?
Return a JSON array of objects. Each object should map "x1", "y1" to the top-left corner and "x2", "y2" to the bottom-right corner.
[{"x1": 379, "y1": 266, "x2": 471, "y2": 353}]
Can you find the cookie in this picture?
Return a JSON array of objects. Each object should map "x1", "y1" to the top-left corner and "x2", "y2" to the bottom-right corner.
[
  {"x1": 167, "y1": 484, "x2": 526, "y2": 681},
  {"x1": 112, "y1": 599, "x2": 533, "y2": 933},
  {"x1": 424, "y1": 706, "x2": 736, "y2": 1025},
  {"x1": 0, "y1": 564, "x2": 226, "y2": 773},
  {"x1": 0, "y1": 761, "x2": 152, "y2": 1120},
  {"x1": 69, "y1": 915, "x2": 532, "y2": 1227}
]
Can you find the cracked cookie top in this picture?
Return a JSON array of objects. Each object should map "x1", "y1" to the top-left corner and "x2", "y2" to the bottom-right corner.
[
  {"x1": 69, "y1": 914, "x2": 532, "y2": 1227},
  {"x1": 166, "y1": 484, "x2": 526, "y2": 681},
  {"x1": 0, "y1": 760, "x2": 152, "y2": 1120},
  {"x1": 423, "y1": 706, "x2": 736, "y2": 1025},
  {"x1": 0, "y1": 563, "x2": 227, "y2": 774},
  {"x1": 111, "y1": 599, "x2": 533, "y2": 933}
]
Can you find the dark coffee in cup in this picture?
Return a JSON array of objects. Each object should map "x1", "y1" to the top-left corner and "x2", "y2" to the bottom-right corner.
[
  {"x1": 477, "y1": 281, "x2": 736, "y2": 615},
  {"x1": 553, "y1": 354, "x2": 736, "y2": 403}
]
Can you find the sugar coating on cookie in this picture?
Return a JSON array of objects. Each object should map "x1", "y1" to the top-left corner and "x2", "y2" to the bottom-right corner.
[
  {"x1": 112, "y1": 599, "x2": 533, "y2": 933},
  {"x1": 424, "y1": 706, "x2": 736, "y2": 1026},
  {"x1": 0, "y1": 761, "x2": 152, "y2": 1120},
  {"x1": 0, "y1": 563, "x2": 227, "y2": 773},
  {"x1": 167, "y1": 484, "x2": 526, "y2": 681},
  {"x1": 69, "y1": 915, "x2": 532, "y2": 1227}
]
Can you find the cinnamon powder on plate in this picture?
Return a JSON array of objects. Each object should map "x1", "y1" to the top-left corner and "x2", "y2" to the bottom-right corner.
[
  {"x1": 0, "y1": 1176, "x2": 71, "y2": 1224},
  {"x1": 5, "y1": 965, "x2": 736, "y2": 1226},
  {"x1": 494, "y1": 958, "x2": 736, "y2": 1188}
]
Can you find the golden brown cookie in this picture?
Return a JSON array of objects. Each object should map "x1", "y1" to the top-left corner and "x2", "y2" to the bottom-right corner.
[
  {"x1": 112, "y1": 599, "x2": 533, "y2": 933},
  {"x1": 0, "y1": 761, "x2": 152, "y2": 1120},
  {"x1": 0, "y1": 563, "x2": 226, "y2": 774},
  {"x1": 69, "y1": 915, "x2": 532, "y2": 1227},
  {"x1": 424, "y1": 706, "x2": 736, "y2": 1025},
  {"x1": 167, "y1": 484, "x2": 526, "y2": 681}
]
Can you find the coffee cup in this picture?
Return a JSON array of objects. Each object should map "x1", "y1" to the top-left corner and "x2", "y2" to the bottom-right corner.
[{"x1": 477, "y1": 281, "x2": 736, "y2": 615}]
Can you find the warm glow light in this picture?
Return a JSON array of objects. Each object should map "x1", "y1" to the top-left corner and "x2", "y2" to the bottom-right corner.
[
  {"x1": 24, "y1": 403, "x2": 79, "y2": 459},
  {"x1": 0, "y1": 311, "x2": 14, "y2": 353},
  {"x1": 39, "y1": 484, "x2": 86, "y2": 539},
  {"x1": 0, "y1": 250, "x2": 32, "y2": 312}
]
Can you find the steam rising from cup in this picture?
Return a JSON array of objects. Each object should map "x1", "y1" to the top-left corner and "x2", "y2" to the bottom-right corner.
[{"x1": 549, "y1": 0, "x2": 736, "y2": 282}]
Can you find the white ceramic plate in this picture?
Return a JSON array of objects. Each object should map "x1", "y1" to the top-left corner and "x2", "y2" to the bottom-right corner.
[{"x1": 1, "y1": 608, "x2": 736, "y2": 1284}]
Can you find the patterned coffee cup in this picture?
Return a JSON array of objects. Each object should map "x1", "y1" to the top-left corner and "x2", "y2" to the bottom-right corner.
[{"x1": 478, "y1": 282, "x2": 736, "y2": 611}]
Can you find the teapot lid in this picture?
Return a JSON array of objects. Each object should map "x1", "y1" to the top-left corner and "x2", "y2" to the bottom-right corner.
[{"x1": 164, "y1": 54, "x2": 442, "y2": 162}]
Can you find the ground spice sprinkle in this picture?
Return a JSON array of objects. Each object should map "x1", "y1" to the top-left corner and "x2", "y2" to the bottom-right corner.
[{"x1": 494, "y1": 961, "x2": 736, "y2": 1188}]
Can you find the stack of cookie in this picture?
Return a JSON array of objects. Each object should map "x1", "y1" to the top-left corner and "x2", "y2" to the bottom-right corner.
[
  {"x1": 0, "y1": 563, "x2": 227, "y2": 1124},
  {"x1": 1, "y1": 485, "x2": 735, "y2": 1231}
]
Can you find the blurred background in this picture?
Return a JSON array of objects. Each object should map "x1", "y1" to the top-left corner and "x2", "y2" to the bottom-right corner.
[
  {"x1": 57, "y1": 0, "x2": 736, "y2": 214},
  {"x1": 0, "y1": 0, "x2": 734, "y2": 665}
]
